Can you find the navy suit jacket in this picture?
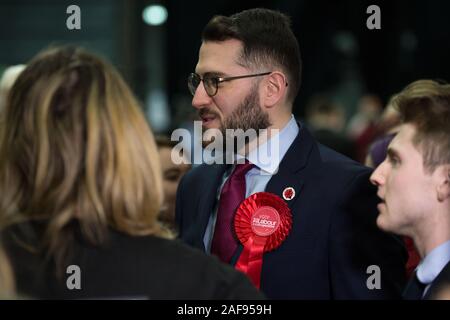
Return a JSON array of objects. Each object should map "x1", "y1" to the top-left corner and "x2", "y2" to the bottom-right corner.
[
  {"x1": 176, "y1": 125, "x2": 407, "y2": 299},
  {"x1": 424, "y1": 260, "x2": 450, "y2": 299}
]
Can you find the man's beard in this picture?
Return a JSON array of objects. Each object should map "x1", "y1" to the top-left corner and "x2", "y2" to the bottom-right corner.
[
  {"x1": 201, "y1": 87, "x2": 271, "y2": 151},
  {"x1": 222, "y1": 87, "x2": 271, "y2": 133}
]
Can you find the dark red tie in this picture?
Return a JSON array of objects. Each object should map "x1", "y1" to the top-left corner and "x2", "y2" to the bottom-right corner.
[{"x1": 211, "y1": 162, "x2": 254, "y2": 263}]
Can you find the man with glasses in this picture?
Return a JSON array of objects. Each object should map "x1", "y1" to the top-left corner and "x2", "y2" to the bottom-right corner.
[{"x1": 176, "y1": 8, "x2": 406, "y2": 299}]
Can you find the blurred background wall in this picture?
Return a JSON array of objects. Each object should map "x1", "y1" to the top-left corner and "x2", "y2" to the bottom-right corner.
[{"x1": 1, "y1": 0, "x2": 449, "y2": 134}]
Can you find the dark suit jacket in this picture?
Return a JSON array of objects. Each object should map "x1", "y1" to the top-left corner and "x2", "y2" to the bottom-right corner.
[
  {"x1": 176, "y1": 125, "x2": 407, "y2": 299},
  {"x1": 425, "y1": 260, "x2": 450, "y2": 300},
  {"x1": 2, "y1": 221, "x2": 264, "y2": 300}
]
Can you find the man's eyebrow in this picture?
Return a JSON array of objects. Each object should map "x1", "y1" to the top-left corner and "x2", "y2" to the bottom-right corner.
[
  {"x1": 202, "y1": 71, "x2": 226, "y2": 78},
  {"x1": 386, "y1": 147, "x2": 400, "y2": 159}
]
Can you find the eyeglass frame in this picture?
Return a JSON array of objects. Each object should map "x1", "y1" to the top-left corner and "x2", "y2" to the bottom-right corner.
[{"x1": 188, "y1": 71, "x2": 282, "y2": 97}]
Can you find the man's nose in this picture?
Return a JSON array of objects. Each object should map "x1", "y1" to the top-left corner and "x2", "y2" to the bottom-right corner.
[
  {"x1": 370, "y1": 161, "x2": 386, "y2": 187},
  {"x1": 192, "y1": 81, "x2": 212, "y2": 109}
]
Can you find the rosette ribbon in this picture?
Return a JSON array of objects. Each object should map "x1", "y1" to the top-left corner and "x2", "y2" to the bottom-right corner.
[{"x1": 234, "y1": 192, "x2": 292, "y2": 288}]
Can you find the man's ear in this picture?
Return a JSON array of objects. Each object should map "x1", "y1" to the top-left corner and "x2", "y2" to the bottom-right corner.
[
  {"x1": 436, "y1": 165, "x2": 450, "y2": 202},
  {"x1": 263, "y1": 72, "x2": 288, "y2": 108}
]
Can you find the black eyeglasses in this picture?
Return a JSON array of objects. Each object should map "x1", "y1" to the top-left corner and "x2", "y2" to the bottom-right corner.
[{"x1": 188, "y1": 72, "x2": 272, "y2": 97}]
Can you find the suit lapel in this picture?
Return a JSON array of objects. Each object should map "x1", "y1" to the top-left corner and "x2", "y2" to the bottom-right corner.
[
  {"x1": 195, "y1": 163, "x2": 229, "y2": 247},
  {"x1": 265, "y1": 124, "x2": 316, "y2": 211},
  {"x1": 231, "y1": 125, "x2": 318, "y2": 265}
]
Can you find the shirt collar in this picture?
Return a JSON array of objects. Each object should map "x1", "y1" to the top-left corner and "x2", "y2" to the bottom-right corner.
[
  {"x1": 417, "y1": 239, "x2": 450, "y2": 285},
  {"x1": 236, "y1": 115, "x2": 299, "y2": 175}
]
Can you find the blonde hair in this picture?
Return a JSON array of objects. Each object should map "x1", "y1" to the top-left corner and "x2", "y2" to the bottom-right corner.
[{"x1": 0, "y1": 46, "x2": 172, "y2": 271}]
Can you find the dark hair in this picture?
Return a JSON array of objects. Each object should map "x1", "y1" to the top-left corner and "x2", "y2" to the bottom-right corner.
[
  {"x1": 393, "y1": 80, "x2": 450, "y2": 172},
  {"x1": 202, "y1": 8, "x2": 302, "y2": 103}
]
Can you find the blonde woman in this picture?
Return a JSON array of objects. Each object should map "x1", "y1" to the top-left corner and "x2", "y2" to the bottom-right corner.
[{"x1": 0, "y1": 46, "x2": 263, "y2": 299}]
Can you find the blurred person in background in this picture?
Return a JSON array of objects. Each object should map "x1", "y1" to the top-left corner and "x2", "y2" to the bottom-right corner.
[
  {"x1": 305, "y1": 95, "x2": 355, "y2": 159},
  {"x1": 347, "y1": 93, "x2": 383, "y2": 139},
  {"x1": 0, "y1": 65, "x2": 25, "y2": 125},
  {"x1": 365, "y1": 97, "x2": 402, "y2": 168},
  {"x1": 0, "y1": 65, "x2": 26, "y2": 300},
  {"x1": 156, "y1": 136, "x2": 191, "y2": 232},
  {"x1": 0, "y1": 46, "x2": 264, "y2": 300},
  {"x1": 370, "y1": 79, "x2": 450, "y2": 300},
  {"x1": 347, "y1": 94, "x2": 383, "y2": 162},
  {"x1": 0, "y1": 65, "x2": 25, "y2": 111}
]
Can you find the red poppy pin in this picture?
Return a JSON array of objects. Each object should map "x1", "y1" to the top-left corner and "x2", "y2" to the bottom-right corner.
[{"x1": 282, "y1": 187, "x2": 295, "y2": 201}]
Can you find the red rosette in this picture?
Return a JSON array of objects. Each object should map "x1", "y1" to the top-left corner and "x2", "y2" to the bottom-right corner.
[{"x1": 234, "y1": 192, "x2": 292, "y2": 288}]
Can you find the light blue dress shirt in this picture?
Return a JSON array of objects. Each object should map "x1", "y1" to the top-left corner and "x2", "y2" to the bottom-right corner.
[
  {"x1": 203, "y1": 115, "x2": 300, "y2": 252},
  {"x1": 417, "y1": 239, "x2": 450, "y2": 297}
]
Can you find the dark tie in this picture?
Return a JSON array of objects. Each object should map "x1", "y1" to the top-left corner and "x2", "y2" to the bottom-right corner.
[
  {"x1": 403, "y1": 271, "x2": 426, "y2": 300},
  {"x1": 211, "y1": 161, "x2": 254, "y2": 263}
]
